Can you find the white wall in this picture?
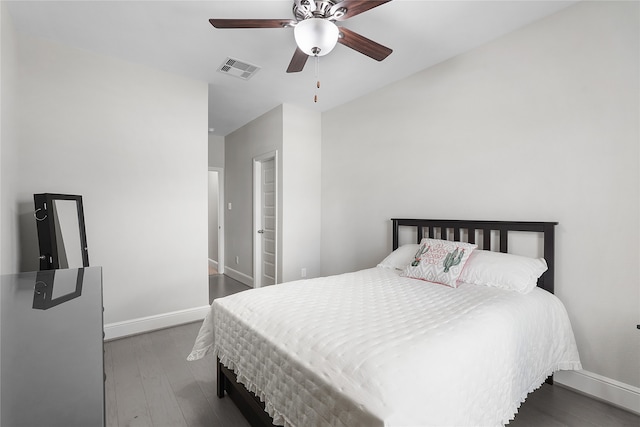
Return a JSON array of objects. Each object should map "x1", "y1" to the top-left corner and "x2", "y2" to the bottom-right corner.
[
  {"x1": 10, "y1": 33, "x2": 209, "y2": 337},
  {"x1": 321, "y1": 0, "x2": 639, "y2": 403},
  {"x1": 1, "y1": 1, "x2": 18, "y2": 275},
  {"x1": 208, "y1": 134, "x2": 225, "y2": 168},
  {"x1": 281, "y1": 104, "x2": 321, "y2": 282},
  {"x1": 0, "y1": 1, "x2": 4, "y2": 274}
]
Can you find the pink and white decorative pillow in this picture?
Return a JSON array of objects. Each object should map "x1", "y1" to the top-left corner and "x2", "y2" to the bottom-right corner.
[{"x1": 401, "y1": 238, "x2": 477, "y2": 287}]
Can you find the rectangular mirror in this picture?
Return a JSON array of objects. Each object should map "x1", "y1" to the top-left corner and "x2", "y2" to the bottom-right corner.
[
  {"x1": 32, "y1": 268, "x2": 85, "y2": 310},
  {"x1": 34, "y1": 193, "x2": 89, "y2": 270}
]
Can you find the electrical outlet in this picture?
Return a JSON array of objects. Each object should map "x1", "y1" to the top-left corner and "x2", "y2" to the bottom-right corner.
[
  {"x1": 301, "y1": 268, "x2": 307, "y2": 278},
  {"x1": 228, "y1": 203, "x2": 232, "y2": 210},
  {"x1": 235, "y1": 256, "x2": 239, "y2": 265}
]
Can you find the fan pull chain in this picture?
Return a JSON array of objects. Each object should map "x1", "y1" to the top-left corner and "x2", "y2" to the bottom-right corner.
[{"x1": 314, "y1": 56, "x2": 320, "y2": 103}]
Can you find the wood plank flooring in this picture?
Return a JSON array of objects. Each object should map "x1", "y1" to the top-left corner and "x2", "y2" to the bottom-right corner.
[
  {"x1": 208, "y1": 274, "x2": 251, "y2": 304},
  {"x1": 105, "y1": 321, "x2": 250, "y2": 427},
  {"x1": 105, "y1": 275, "x2": 639, "y2": 427}
]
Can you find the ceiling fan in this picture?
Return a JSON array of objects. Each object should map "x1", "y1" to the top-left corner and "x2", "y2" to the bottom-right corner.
[{"x1": 209, "y1": 0, "x2": 393, "y2": 73}]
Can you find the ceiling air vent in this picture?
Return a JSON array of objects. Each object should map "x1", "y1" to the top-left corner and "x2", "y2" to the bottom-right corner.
[{"x1": 218, "y1": 57, "x2": 260, "y2": 80}]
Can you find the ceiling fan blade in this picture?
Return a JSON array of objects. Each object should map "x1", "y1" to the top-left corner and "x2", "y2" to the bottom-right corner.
[
  {"x1": 209, "y1": 18, "x2": 294, "y2": 29},
  {"x1": 337, "y1": 27, "x2": 392, "y2": 61},
  {"x1": 330, "y1": 0, "x2": 392, "y2": 21},
  {"x1": 286, "y1": 47, "x2": 309, "y2": 73}
]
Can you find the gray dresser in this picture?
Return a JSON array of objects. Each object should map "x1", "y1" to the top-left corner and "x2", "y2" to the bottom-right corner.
[{"x1": 1, "y1": 267, "x2": 104, "y2": 426}]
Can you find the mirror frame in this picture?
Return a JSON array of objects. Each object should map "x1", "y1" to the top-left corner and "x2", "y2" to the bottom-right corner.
[{"x1": 34, "y1": 193, "x2": 89, "y2": 270}]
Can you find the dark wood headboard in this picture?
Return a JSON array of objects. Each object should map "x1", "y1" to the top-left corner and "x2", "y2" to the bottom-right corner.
[{"x1": 391, "y1": 219, "x2": 558, "y2": 294}]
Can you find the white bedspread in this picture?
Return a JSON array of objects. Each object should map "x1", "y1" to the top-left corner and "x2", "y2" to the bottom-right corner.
[{"x1": 188, "y1": 267, "x2": 581, "y2": 427}]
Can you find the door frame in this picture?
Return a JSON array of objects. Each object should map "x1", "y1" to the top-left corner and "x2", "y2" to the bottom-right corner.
[
  {"x1": 209, "y1": 167, "x2": 225, "y2": 275},
  {"x1": 253, "y1": 150, "x2": 278, "y2": 288}
]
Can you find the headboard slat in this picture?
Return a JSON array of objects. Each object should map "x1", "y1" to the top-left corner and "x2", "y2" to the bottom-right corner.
[
  {"x1": 499, "y1": 231, "x2": 508, "y2": 253},
  {"x1": 483, "y1": 229, "x2": 491, "y2": 250}
]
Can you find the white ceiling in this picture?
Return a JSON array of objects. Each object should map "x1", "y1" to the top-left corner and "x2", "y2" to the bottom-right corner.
[{"x1": 5, "y1": 1, "x2": 577, "y2": 136}]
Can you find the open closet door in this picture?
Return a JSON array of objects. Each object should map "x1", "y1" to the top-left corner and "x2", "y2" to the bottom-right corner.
[{"x1": 253, "y1": 151, "x2": 277, "y2": 287}]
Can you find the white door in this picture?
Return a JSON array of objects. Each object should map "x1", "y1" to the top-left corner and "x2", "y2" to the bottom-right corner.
[
  {"x1": 208, "y1": 168, "x2": 224, "y2": 275},
  {"x1": 254, "y1": 152, "x2": 278, "y2": 287}
]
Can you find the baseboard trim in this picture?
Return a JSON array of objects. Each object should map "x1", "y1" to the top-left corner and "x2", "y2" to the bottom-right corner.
[
  {"x1": 223, "y1": 266, "x2": 254, "y2": 287},
  {"x1": 104, "y1": 305, "x2": 210, "y2": 341},
  {"x1": 208, "y1": 259, "x2": 219, "y2": 269},
  {"x1": 554, "y1": 370, "x2": 640, "y2": 415}
]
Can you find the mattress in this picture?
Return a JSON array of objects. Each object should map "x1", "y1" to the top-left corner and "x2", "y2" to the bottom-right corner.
[{"x1": 188, "y1": 267, "x2": 581, "y2": 427}]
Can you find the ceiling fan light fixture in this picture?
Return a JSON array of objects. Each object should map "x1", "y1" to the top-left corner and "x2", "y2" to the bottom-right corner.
[{"x1": 294, "y1": 18, "x2": 339, "y2": 57}]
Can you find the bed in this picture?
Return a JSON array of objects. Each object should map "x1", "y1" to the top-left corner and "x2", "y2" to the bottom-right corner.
[{"x1": 188, "y1": 218, "x2": 581, "y2": 426}]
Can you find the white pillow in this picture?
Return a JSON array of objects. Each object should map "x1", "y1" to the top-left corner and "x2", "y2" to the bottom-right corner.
[
  {"x1": 377, "y1": 244, "x2": 420, "y2": 270},
  {"x1": 400, "y1": 238, "x2": 477, "y2": 288},
  {"x1": 458, "y1": 250, "x2": 548, "y2": 293}
]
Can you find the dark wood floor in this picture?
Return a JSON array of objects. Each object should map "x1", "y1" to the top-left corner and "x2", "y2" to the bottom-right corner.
[
  {"x1": 104, "y1": 275, "x2": 639, "y2": 427},
  {"x1": 208, "y1": 274, "x2": 251, "y2": 304}
]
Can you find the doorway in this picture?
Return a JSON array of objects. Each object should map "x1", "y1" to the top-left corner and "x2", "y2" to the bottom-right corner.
[
  {"x1": 208, "y1": 168, "x2": 224, "y2": 275},
  {"x1": 253, "y1": 151, "x2": 278, "y2": 287}
]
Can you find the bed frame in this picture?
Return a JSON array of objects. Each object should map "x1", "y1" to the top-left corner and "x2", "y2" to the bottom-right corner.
[{"x1": 216, "y1": 218, "x2": 558, "y2": 427}]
